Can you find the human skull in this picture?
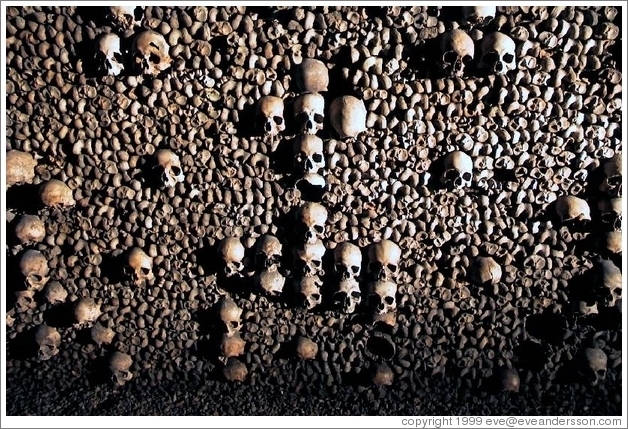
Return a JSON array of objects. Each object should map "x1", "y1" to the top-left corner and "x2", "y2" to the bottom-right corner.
[
  {"x1": 500, "y1": 367, "x2": 520, "y2": 393},
  {"x1": 582, "y1": 348, "x2": 607, "y2": 386},
  {"x1": 217, "y1": 296, "x2": 242, "y2": 337},
  {"x1": 595, "y1": 259, "x2": 622, "y2": 308},
  {"x1": 294, "y1": 58, "x2": 329, "y2": 93},
  {"x1": 256, "y1": 96, "x2": 285, "y2": 136},
  {"x1": 294, "y1": 239, "x2": 326, "y2": 277},
  {"x1": 293, "y1": 135, "x2": 325, "y2": 175},
  {"x1": 329, "y1": 96, "x2": 367, "y2": 139},
  {"x1": 554, "y1": 196, "x2": 591, "y2": 224},
  {"x1": 295, "y1": 202, "x2": 328, "y2": 244},
  {"x1": 479, "y1": 32, "x2": 517, "y2": 75},
  {"x1": 107, "y1": 6, "x2": 144, "y2": 30},
  {"x1": 599, "y1": 153, "x2": 622, "y2": 197},
  {"x1": 372, "y1": 363, "x2": 394, "y2": 386},
  {"x1": 34, "y1": 325, "x2": 61, "y2": 361},
  {"x1": 132, "y1": 30, "x2": 172, "y2": 76},
  {"x1": 109, "y1": 351, "x2": 133, "y2": 386},
  {"x1": 6, "y1": 150, "x2": 37, "y2": 188},
  {"x1": 439, "y1": 29, "x2": 474, "y2": 77},
  {"x1": 462, "y1": 6, "x2": 496, "y2": 22},
  {"x1": 39, "y1": 179, "x2": 75, "y2": 208},
  {"x1": 124, "y1": 247, "x2": 154, "y2": 285},
  {"x1": 218, "y1": 237, "x2": 245, "y2": 277},
  {"x1": 223, "y1": 359, "x2": 248, "y2": 382},
  {"x1": 294, "y1": 276, "x2": 323, "y2": 310},
  {"x1": 333, "y1": 242, "x2": 362, "y2": 280},
  {"x1": 74, "y1": 298, "x2": 102, "y2": 326},
  {"x1": 367, "y1": 280, "x2": 397, "y2": 314},
  {"x1": 469, "y1": 256, "x2": 502, "y2": 285},
  {"x1": 154, "y1": 149, "x2": 184, "y2": 187},
  {"x1": 91, "y1": 323, "x2": 116, "y2": 345},
  {"x1": 295, "y1": 173, "x2": 327, "y2": 195},
  {"x1": 255, "y1": 270, "x2": 286, "y2": 297},
  {"x1": 220, "y1": 332, "x2": 246, "y2": 358},
  {"x1": 601, "y1": 231, "x2": 622, "y2": 255},
  {"x1": 440, "y1": 151, "x2": 473, "y2": 189},
  {"x1": 255, "y1": 234, "x2": 283, "y2": 270},
  {"x1": 95, "y1": 33, "x2": 124, "y2": 76},
  {"x1": 15, "y1": 290, "x2": 36, "y2": 312},
  {"x1": 598, "y1": 198, "x2": 622, "y2": 230},
  {"x1": 19, "y1": 249, "x2": 50, "y2": 291},
  {"x1": 295, "y1": 336, "x2": 318, "y2": 360},
  {"x1": 333, "y1": 277, "x2": 362, "y2": 314},
  {"x1": 14, "y1": 215, "x2": 46, "y2": 245},
  {"x1": 44, "y1": 281, "x2": 67, "y2": 305},
  {"x1": 294, "y1": 93, "x2": 325, "y2": 135},
  {"x1": 367, "y1": 240, "x2": 401, "y2": 281}
]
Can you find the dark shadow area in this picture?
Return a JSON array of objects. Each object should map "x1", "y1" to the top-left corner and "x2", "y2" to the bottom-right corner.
[
  {"x1": 365, "y1": 331, "x2": 396, "y2": 361},
  {"x1": 5, "y1": 252, "x2": 24, "y2": 311},
  {"x1": 268, "y1": 138, "x2": 295, "y2": 176},
  {"x1": 98, "y1": 252, "x2": 126, "y2": 285},
  {"x1": 5, "y1": 184, "x2": 41, "y2": 214},
  {"x1": 6, "y1": 327, "x2": 37, "y2": 360},
  {"x1": 514, "y1": 339, "x2": 548, "y2": 371},
  {"x1": 525, "y1": 309, "x2": 567, "y2": 344},
  {"x1": 86, "y1": 354, "x2": 113, "y2": 386},
  {"x1": 193, "y1": 242, "x2": 220, "y2": 277},
  {"x1": 43, "y1": 301, "x2": 76, "y2": 328}
]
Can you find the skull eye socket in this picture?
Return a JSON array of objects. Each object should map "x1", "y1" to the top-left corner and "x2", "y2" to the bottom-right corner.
[
  {"x1": 312, "y1": 260, "x2": 322, "y2": 268},
  {"x1": 31, "y1": 274, "x2": 43, "y2": 282},
  {"x1": 444, "y1": 169, "x2": 460, "y2": 181},
  {"x1": 608, "y1": 176, "x2": 621, "y2": 187},
  {"x1": 351, "y1": 266, "x2": 360, "y2": 274},
  {"x1": 462, "y1": 172, "x2": 472, "y2": 181},
  {"x1": 274, "y1": 116, "x2": 283, "y2": 125},
  {"x1": 601, "y1": 213, "x2": 617, "y2": 224},
  {"x1": 484, "y1": 51, "x2": 499, "y2": 64},
  {"x1": 311, "y1": 293, "x2": 321, "y2": 301},
  {"x1": 350, "y1": 291, "x2": 361, "y2": 299},
  {"x1": 229, "y1": 321, "x2": 239, "y2": 328},
  {"x1": 443, "y1": 51, "x2": 458, "y2": 65},
  {"x1": 387, "y1": 264, "x2": 398, "y2": 273},
  {"x1": 370, "y1": 261, "x2": 383, "y2": 272},
  {"x1": 141, "y1": 268, "x2": 151, "y2": 275},
  {"x1": 149, "y1": 53, "x2": 161, "y2": 64},
  {"x1": 384, "y1": 296, "x2": 395, "y2": 305},
  {"x1": 503, "y1": 53, "x2": 514, "y2": 63},
  {"x1": 314, "y1": 114, "x2": 324, "y2": 124},
  {"x1": 171, "y1": 166, "x2": 182, "y2": 176},
  {"x1": 113, "y1": 53, "x2": 124, "y2": 64},
  {"x1": 312, "y1": 154, "x2": 323, "y2": 163},
  {"x1": 314, "y1": 225, "x2": 324, "y2": 234}
]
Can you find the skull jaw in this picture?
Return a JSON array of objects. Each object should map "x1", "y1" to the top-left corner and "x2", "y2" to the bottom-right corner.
[
  {"x1": 223, "y1": 262, "x2": 244, "y2": 278},
  {"x1": 112, "y1": 371, "x2": 133, "y2": 386},
  {"x1": 160, "y1": 170, "x2": 184, "y2": 188},
  {"x1": 334, "y1": 291, "x2": 361, "y2": 314}
]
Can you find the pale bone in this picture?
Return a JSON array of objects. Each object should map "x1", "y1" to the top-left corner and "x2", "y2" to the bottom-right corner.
[
  {"x1": 132, "y1": 30, "x2": 172, "y2": 76},
  {"x1": 367, "y1": 239, "x2": 401, "y2": 281},
  {"x1": 333, "y1": 242, "x2": 362, "y2": 280},
  {"x1": 74, "y1": 298, "x2": 102, "y2": 327},
  {"x1": 294, "y1": 58, "x2": 329, "y2": 93},
  {"x1": 293, "y1": 135, "x2": 325, "y2": 175},
  {"x1": 367, "y1": 280, "x2": 397, "y2": 314},
  {"x1": 254, "y1": 234, "x2": 282, "y2": 270},
  {"x1": 554, "y1": 196, "x2": 591, "y2": 223},
  {"x1": 6, "y1": 150, "x2": 37, "y2": 188},
  {"x1": 295, "y1": 202, "x2": 328, "y2": 244},
  {"x1": 95, "y1": 33, "x2": 124, "y2": 76},
  {"x1": 256, "y1": 96, "x2": 285, "y2": 136},
  {"x1": 35, "y1": 325, "x2": 61, "y2": 361},
  {"x1": 124, "y1": 247, "x2": 154, "y2": 285},
  {"x1": 294, "y1": 239, "x2": 326, "y2": 277},
  {"x1": 255, "y1": 270, "x2": 286, "y2": 296},
  {"x1": 19, "y1": 249, "x2": 50, "y2": 291},
  {"x1": 107, "y1": 6, "x2": 144, "y2": 30},
  {"x1": 596, "y1": 259, "x2": 622, "y2": 308},
  {"x1": 462, "y1": 6, "x2": 496, "y2": 22},
  {"x1": 333, "y1": 277, "x2": 361, "y2": 314},
  {"x1": 439, "y1": 29, "x2": 474, "y2": 77},
  {"x1": 218, "y1": 296, "x2": 242, "y2": 337},
  {"x1": 220, "y1": 333, "x2": 246, "y2": 358},
  {"x1": 44, "y1": 281, "x2": 67, "y2": 305},
  {"x1": 294, "y1": 276, "x2": 322, "y2": 310},
  {"x1": 469, "y1": 256, "x2": 502, "y2": 285},
  {"x1": 440, "y1": 151, "x2": 473, "y2": 189},
  {"x1": 218, "y1": 237, "x2": 245, "y2": 277},
  {"x1": 329, "y1": 96, "x2": 367, "y2": 139},
  {"x1": 109, "y1": 351, "x2": 133, "y2": 385},
  {"x1": 91, "y1": 323, "x2": 116, "y2": 345},
  {"x1": 154, "y1": 149, "x2": 184, "y2": 187},
  {"x1": 294, "y1": 93, "x2": 325, "y2": 135},
  {"x1": 582, "y1": 348, "x2": 607, "y2": 385},
  {"x1": 14, "y1": 215, "x2": 46, "y2": 245},
  {"x1": 479, "y1": 32, "x2": 517, "y2": 75},
  {"x1": 39, "y1": 179, "x2": 75, "y2": 208}
]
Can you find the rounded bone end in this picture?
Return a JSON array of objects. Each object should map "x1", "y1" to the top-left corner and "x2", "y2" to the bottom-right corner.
[
  {"x1": 6, "y1": 150, "x2": 37, "y2": 188},
  {"x1": 295, "y1": 336, "x2": 318, "y2": 360},
  {"x1": 14, "y1": 215, "x2": 46, "y2": 245},
  {"x1": 39, "y1": 179, "x2": 75, "y2": 208},
  {"x1": 330, "y1": 96, "x2": 367, "y2": 139},
  {"x1": 223, "y1": 358, "x2": 248, "y2": 382},
  {"x1": 372, "y1": 363, "x2": 394, "y2": 387},
  {"x1": 295, "y1": 58, "x2": 329, "y2": 93}
]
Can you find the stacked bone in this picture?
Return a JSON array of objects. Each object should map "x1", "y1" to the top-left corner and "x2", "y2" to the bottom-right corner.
[{"x1": 4, "y1": 5, "x2": 623, "y2": 414}]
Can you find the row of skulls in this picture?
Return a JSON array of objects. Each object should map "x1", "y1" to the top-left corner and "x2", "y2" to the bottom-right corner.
[{"x1": 96, "y1": 7, "x2": 172, "y2": 76}]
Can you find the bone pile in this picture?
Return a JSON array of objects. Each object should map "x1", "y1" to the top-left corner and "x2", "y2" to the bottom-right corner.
[{"x1": 4, "y1": 5, "x2": 623, "y2": 415}]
